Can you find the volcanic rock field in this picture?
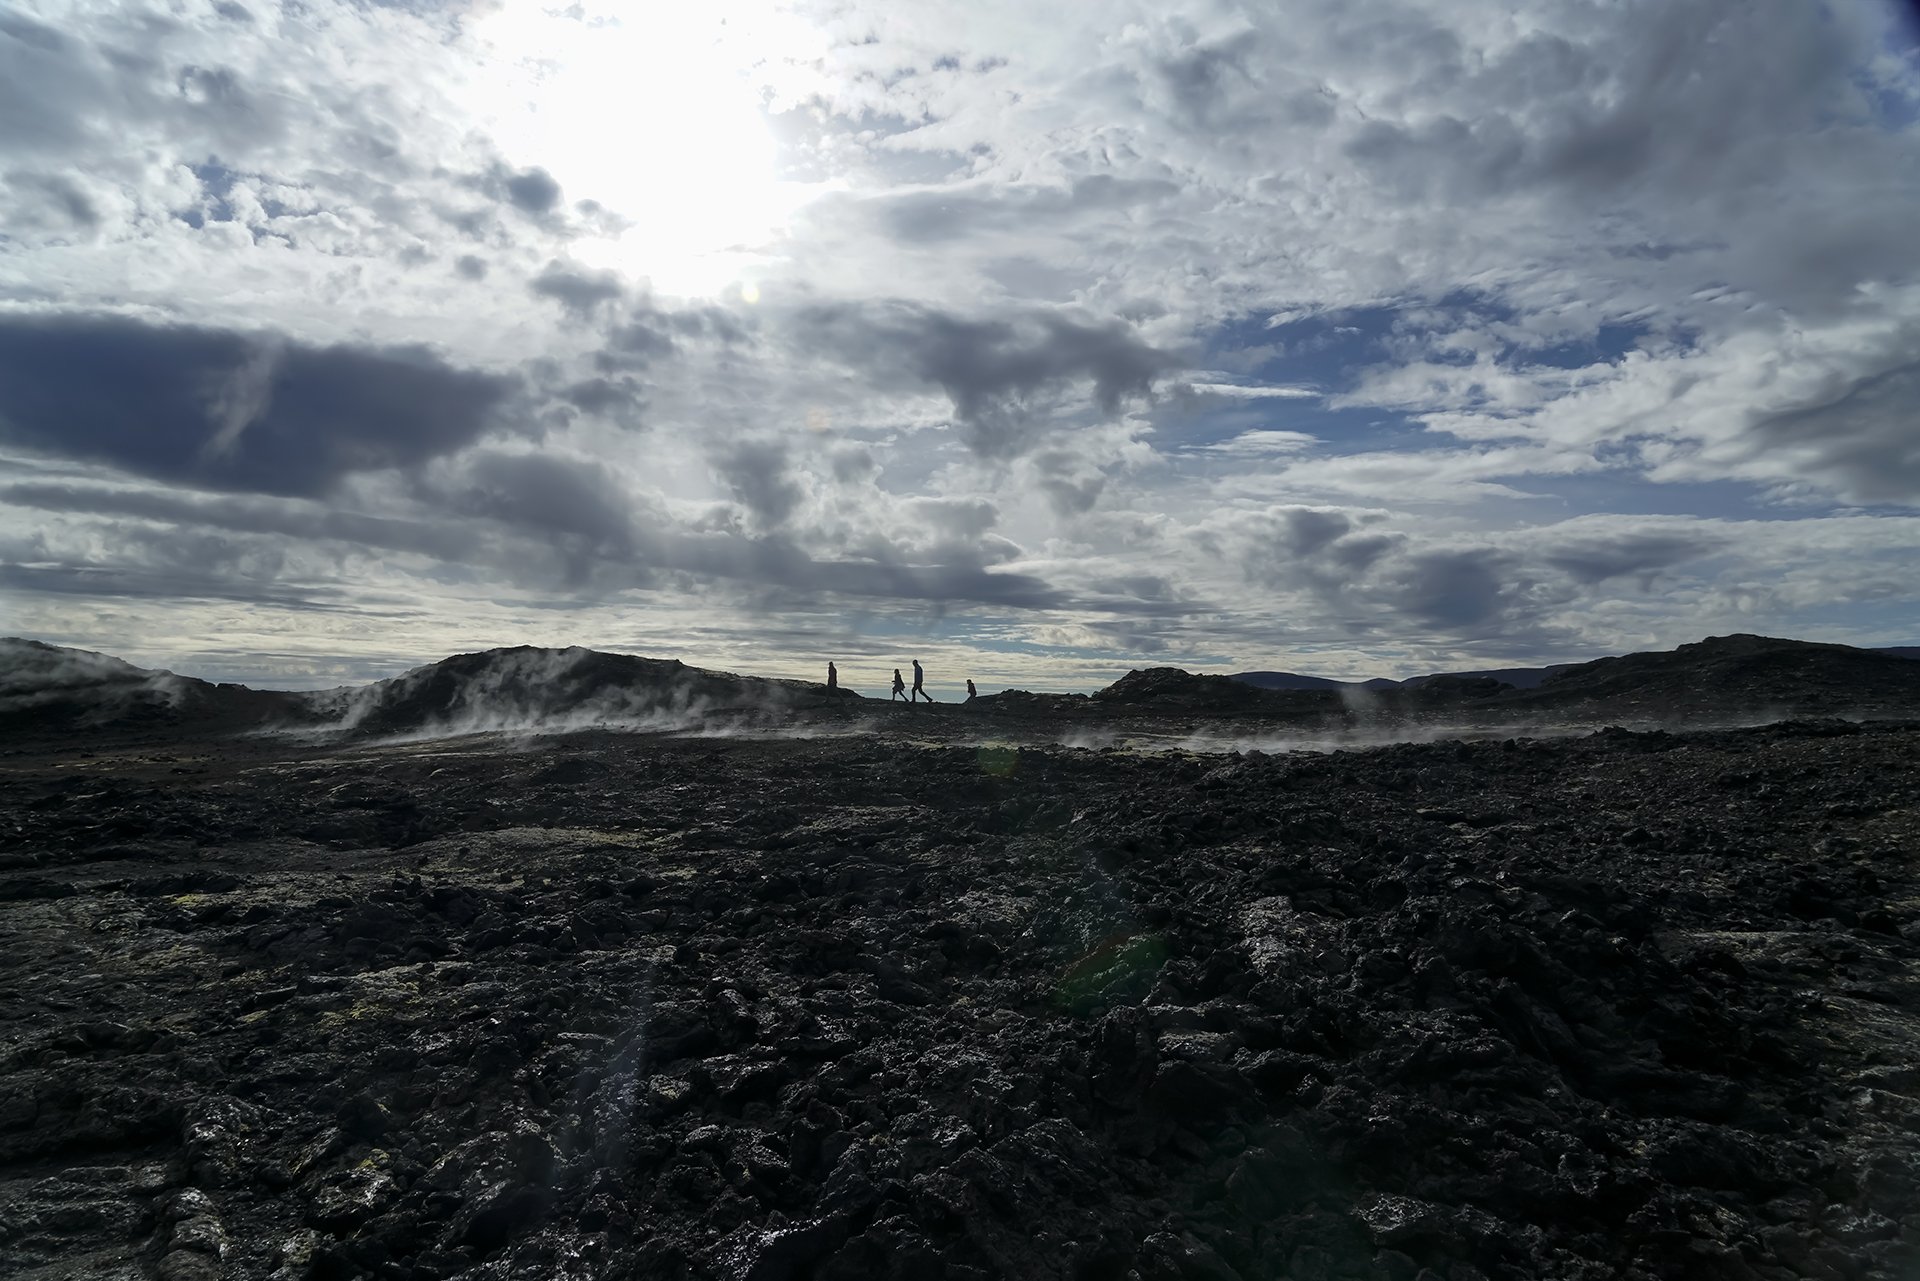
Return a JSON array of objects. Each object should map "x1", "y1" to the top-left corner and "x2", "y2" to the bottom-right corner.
[{"x1": 3, "y1": 635, "x2": 1920, "y2": 1280}]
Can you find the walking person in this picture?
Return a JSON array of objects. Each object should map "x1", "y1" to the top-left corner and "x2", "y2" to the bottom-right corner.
[
  {"x1": 965, "y1": 679, "x2": 977, "y2": 702},
  {"x1": 827, "y1": 661, "x2": 837, "y2": 692},
  {"x1": 891, "y1": 668, "x2": 907, "y2": 702},
  {"x1": 911, "y1": 659, "x2": 934, "y2": 703}
]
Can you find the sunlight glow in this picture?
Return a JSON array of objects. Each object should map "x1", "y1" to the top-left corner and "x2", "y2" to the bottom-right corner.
[{"x1": 462, "y1": 1, "x2": 832, "y2": 297}]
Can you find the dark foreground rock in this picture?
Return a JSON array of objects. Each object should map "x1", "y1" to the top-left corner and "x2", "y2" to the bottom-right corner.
[{"x1": 2, "y1": 718, "x2": 1918, "y2": 1280}]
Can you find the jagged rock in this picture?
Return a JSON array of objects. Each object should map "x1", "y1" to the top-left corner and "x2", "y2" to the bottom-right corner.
[{"x1": 3, "y1": 685, "x2": 1919, "y2": 1280}]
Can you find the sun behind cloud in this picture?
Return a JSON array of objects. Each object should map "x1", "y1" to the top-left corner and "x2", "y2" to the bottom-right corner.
[{"x1": 463, "y1": 0, "x2": 829, "y2": 297}]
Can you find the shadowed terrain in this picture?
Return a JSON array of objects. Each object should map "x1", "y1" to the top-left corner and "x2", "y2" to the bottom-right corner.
[{"x1": 2, "y1": 636, "x2": 1919, "y2": 1280}]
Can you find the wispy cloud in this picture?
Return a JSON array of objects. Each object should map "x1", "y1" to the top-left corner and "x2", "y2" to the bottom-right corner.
[{"x1": 1189, "y1": 430, "x2": 1320, "y2": 456}]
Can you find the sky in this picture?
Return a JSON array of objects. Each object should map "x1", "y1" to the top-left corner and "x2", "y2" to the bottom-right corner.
[{"x1": 2, "y1": 0, "x2": 1919, "y2": 694}]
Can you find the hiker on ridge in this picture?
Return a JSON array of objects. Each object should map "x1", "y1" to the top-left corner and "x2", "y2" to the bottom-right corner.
[
  {"x1": 966, "y1": 679, "x2": 977, "y2": 702},
  {"x1": 911, "y1": 659, "x2": 934, "y2": 703},
  {"x1": 892, "y1": 668, "x2": 907, "y2": 702},
  {"x1": 827, "y1": 661, "x2": 837, "y2": 692}
]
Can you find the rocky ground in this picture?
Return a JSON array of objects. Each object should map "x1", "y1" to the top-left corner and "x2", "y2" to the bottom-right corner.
[{"x1": 3, "y1": 712, "x2": 1919, "y2": 1281}]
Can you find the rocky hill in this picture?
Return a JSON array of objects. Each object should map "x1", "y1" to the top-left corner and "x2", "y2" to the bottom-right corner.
[
  {"x1": 1120, "y1": 635, "x2": 1920, "y2": 727},
  {"x1": 1094, "y1": 667, "x2": 1294, "y2": 709},
  {"x1": 1516, "y1": 633, "x2": 1920, "y2": 719},
  {"x1": 1225, "y1": 670, "x2": 1362, "y2": 693},
  {"x1": 1235, "y1": 642, "x2": 1919, "y2": 696},
  {"x1": 0, "y1": 639, "x2": 287, "y2": 735},
  {"x1": 306, "y1": 646, "x2": 858, "y2": 737}
]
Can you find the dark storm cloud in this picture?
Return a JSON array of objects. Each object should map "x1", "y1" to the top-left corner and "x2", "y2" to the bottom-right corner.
[
  {"x1": 795, "y1": 301, "x2": 1177, "y2": 457},
  {"x1": 1750, "y1": 361, "x2": 1920, "y2": 506},
  {"x1": 0, "y1": 313, "x2": 516, "y2": 497}
]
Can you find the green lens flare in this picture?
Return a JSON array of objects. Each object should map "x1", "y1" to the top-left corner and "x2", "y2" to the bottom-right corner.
[
  {"x1": 1055, "y1": 931, "x2": 1167, "y2": 1013},
  {"x1": 977, "y1": 745, "x2": 1018, "y2": 777}
]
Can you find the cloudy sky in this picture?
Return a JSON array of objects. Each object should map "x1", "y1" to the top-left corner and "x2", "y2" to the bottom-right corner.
[{"x1": 3, "y1": 0, "x2": 1918, "y2": 693}]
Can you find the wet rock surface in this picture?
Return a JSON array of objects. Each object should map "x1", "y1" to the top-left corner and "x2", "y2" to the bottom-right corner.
[{"x1": 3, "y1": 716, "x2": 1920, "y2": 1280}]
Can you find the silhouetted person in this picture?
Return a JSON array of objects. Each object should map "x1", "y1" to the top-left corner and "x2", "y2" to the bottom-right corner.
[
  {"x1": 891, "y1": 668, "x2": 907, "y2": 702},
  {"x1": 911, "y1": 659, "x2": 934, "y2": 703},
  {"x1": 827, "y1": 661, "x2": 837, "y2": 692},
  {"x1": 966, "y1": 679, "x2": 977, "y2": 702}
]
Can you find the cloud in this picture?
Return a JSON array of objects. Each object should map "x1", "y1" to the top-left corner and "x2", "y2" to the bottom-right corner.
[
  {"x1": 531, "y1": 261, "x2": 627, "y2": 317},
  {"x1": 503, "y1": 165, "x2": 562, "y2": 214},
  {"x1": 4, "y1": 169, "x2": 101, "y2": 231},
  {"x1": 2, "y1": 0, "x2": 1918, "y2": 687},
  {"x1": 1386, "y1": 549, "x2": 1512, "y2": 631},
  {"x1": 792, "y1": 300, "x2": 1178, "y2": 457},
  {"x1": 1180, "y1": 382, "x2": 1317, "y2": 401},
  {"x1": 436, "y1": 450, "x2": 637, "y2": 553},
  {"x1": 1191, "y1": 430, "x2": 1319, "y2": 456},
  {"x1": 1747, "y1": 360, "x2": 1920, "y2": 506},
  {"x1": 1542, "y1": 525, "x2": 1730, "y2": 586},
  {"x1": 711, "y1": 439, "x2": 806, "y2": 531},
  {"x1": 0, "y1": 480, "x2": 477, "y2": 563},
  {"x1": 0, "y1": 312, "x2": 518, "y2": 496},
  {"x1": 868, "y1": 173, "x2": 1181, "y2": 245}
]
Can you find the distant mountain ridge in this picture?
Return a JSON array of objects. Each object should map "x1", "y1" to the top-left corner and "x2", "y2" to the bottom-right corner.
[
  {"x1": 5, "y1": 632, "x2": 1920, "y2": 738},
  {"x1": 1231, "y1": 642, "x2": 1918, "y2": 692},
  {"x1": 0, "y1": 637, "x2": 285, "y2": 732}
]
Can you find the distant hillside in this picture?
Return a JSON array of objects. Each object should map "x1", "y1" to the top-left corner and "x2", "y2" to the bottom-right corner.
[
  {"x1": 1228, "y1": 670, "x2": 1355, "y2": 692},
  {"x1": 1515, "y1": 634, "x2": 1920, "y2": 718},
  {"x1": 0, "y1": 641, "x2": 858, "y2": 739},
  {"x1": 1095, "y1": 667, "x2": 1290, "y2": 709},
  {"x1": 1137, "y1": 635, "x2": 1920, "y2": 723},
  {"x1": 8, "y1": 633, "x2": 1919, "y2": 740},
  {"x1": 1225, "y1": 664, "x2": 1563, "y2": 691},
  {"x1": 1233, "y1": 644, "x2": 1918, "y2": 693},
  {"x1": 1400, "y1": 664, "x2": 1573, "y2": 690},
  {"x1": 0, "y1": 638, "x2": 288, "y2": 733},
  {"x1": 305, "y1": 645, "x2": 857, "y2": 736}
]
